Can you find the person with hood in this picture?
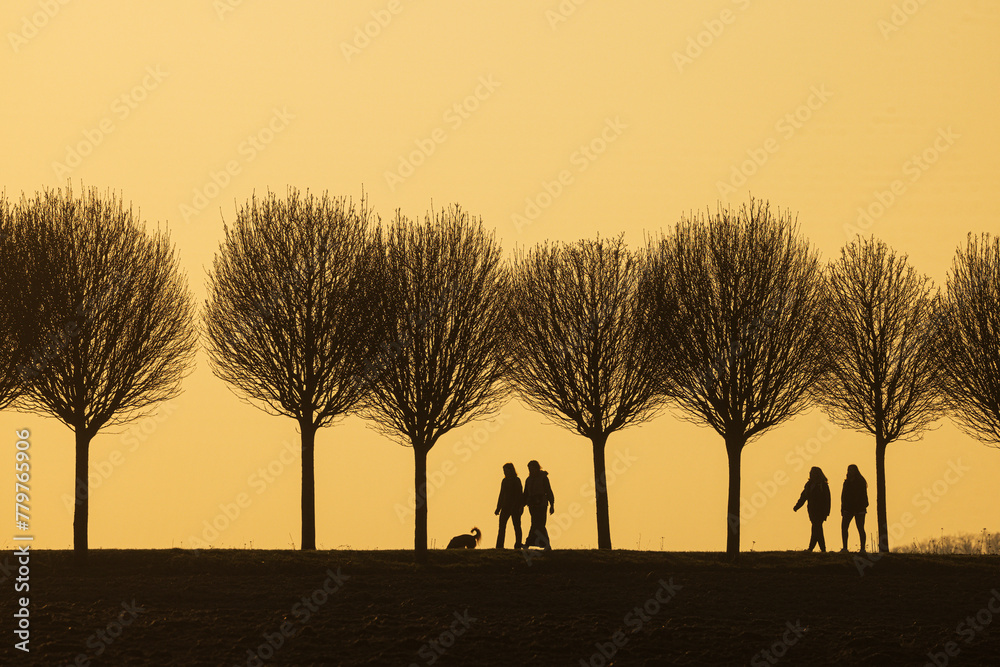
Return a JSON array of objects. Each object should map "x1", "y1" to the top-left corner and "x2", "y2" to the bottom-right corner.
[
  {"x1": 793, "y1": 466, "x2": 831, "y2": 552},
  {"x1": 522, "y1": 460, "x2": 555, "y2": 550},
  {"x1": 494, "y1": 463, "x2": 525, "y2": 549},
  {"x1": 840, "y1": 464, "x2": 869, "y2": 553}
]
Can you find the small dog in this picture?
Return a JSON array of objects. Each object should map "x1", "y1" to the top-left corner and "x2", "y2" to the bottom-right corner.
[{"x1": 446, "y1": 527, "x2": 481, "y2": 549}]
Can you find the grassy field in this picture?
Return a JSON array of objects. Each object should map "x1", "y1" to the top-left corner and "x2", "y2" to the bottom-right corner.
[
  {"x1": 3, "y1": 549, "x2": 999, "y2": 665},
  {"x1": 896, "y1": 531, "x2": 1000, "y2": 556}
]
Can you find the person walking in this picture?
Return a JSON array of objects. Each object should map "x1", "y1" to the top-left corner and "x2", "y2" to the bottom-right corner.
[
  {"x1": 495, "y1": 463, "x2": 525, "y2": 549},
  {"x1": 840, "y1": 464, "x2": 869, "y2": 553},
  {"x1": 793, "y1": 466, "x2": 831, "y2": 552},
  {"x1": 522, "y1": 460, "x2": 554, "y2": 550}
]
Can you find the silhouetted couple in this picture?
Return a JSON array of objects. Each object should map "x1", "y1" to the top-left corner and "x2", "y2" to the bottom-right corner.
[
  {"x1": 495, "y1": 460, "x2": 554, "y2": 550},
  {"x1": 793, "y1": 465, "x2": 868, "y2": 552}
]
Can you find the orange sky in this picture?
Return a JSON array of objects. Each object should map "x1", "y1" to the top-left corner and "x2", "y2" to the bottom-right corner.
[{"x1": 2, "y1": 0, "x2": 998, "y2": 552}]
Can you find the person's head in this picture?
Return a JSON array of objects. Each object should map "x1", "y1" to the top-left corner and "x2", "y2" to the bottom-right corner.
[
  {"x1": 846, "y1": 464, "x2": 866, "y2": 486},
  {"x1": 503, "y1": 462, "x2": 516, "y2": 477},
  {"x1": 809, "y1": 466, "x2": 826, "y2": 482},
  {"x1": 527, "y1": 460, "x2": 541, "y2": 474}
]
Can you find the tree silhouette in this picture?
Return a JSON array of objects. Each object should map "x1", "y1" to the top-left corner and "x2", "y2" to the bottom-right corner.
[
  {"x1": 644, "y1": 199, "x2": 828, "y2": 555},
  {"x1": 816, "y1": 237, "x2": 944, "y2": 552},
  {"x1": 936, "y1": 233, "x2": 1000, "y2": 446},
  {"x1": 12, "y1": 185, "x2": 196, "y2": 556},
  {"x1": 508, "y1": 236, "x2": 663, "y2": 549},
  {"x1": 203, "y1": 189, "x2": 382, "y2": 550},
  {"x1": 0, "y1": 195, "x2": 29, "y2": 409},
  {"x1": 360, "y1": 205, "x2": 508, "y2": 560}
]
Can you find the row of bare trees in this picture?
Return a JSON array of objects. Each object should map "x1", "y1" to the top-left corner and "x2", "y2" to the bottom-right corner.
[{"x1": 1, "y1": 186, "x2": 998, "y2": 560}]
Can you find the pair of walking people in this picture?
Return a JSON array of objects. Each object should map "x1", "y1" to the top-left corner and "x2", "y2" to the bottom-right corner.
[
  {"x1": 793, "y1": 464, "x2": 869, "y2": 552},
  {"x1": 495, "y1": 460, "x2": 554, "y2": 550}
]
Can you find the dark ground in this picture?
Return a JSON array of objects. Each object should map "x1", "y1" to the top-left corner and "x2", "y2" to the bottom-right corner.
[{"x1": 2, "y1": 549, "x2": 999, "y2": 666}]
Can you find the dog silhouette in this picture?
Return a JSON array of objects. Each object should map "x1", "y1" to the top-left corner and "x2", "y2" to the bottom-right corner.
[{"x1": 446, "y1": 527, "x2": 481, "y2": 549}]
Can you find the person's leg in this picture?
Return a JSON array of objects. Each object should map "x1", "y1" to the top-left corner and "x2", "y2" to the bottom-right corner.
[
  {"x1": 513, "y1": 511, "x2": 523, "y2": 548},
  {"x1": 807, "y1": 520, "x2": 817, "y2": 551},
  {"x1": 524, "y1": 506, "x2": 539, "y2": 547},
  {"x1": 496, "y1": 511, "x2": 508, "y2": 549},
  {"x1": 856, "y1": 512, "x2": 866, "y2": 552},
  {"x1": 841, "y1": 514, "x2": 851, "y2": 551},
  {"x1": 817, "y1": 520, "x2": 826, "y2": 552},
  {"x1": 538, "y1": 508, "x2": 551, "y2": 550}
]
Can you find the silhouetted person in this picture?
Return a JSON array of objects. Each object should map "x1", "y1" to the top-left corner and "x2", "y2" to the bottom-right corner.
[
  {"x1": 522, "y1": 460, "x2": 554, "y2": 550},
  {"x1": 840, "y1": 464, "x2": 869, "y2": 552},
  {"x1": 495, "y1": 463, "x2": 525, "y2": 549},
  {"x1": 793, "y1": 466, "x2": 831, "y2": 552}
]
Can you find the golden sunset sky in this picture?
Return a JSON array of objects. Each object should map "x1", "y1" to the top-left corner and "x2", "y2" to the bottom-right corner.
[{"x1": 2, "y1": 0, "x2": 998, "y2": 552}]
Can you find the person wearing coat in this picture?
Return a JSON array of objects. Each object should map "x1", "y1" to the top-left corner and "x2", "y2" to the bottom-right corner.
[
  {"x1": 793, "y1": 466, "x2": 831, "y2": 552},
  {"x1": 494, "y1": 463, "x2": 525, "y2": 549},
  {"x1": 522, "y1": 460, "x2": 555, "y2": 550},
  {"x1": 840, "y1": 464, "x2": 869, "y2": 553}
]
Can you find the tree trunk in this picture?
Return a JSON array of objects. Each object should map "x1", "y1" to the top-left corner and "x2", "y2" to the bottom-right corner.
[
  {"x1": 300, "y1": 420, "x2": 317, "y2": 550},
  {"x1": 875, "y1": 437, "x2": 889, "y2": 553},
  {"x1": 725, "y1": 436, "x2": 744, "y2": 556},
  {"x1": 73, "y1": 427, "x2": 92, "y2": 560},
  {"x1": 414, "y1": 446, "x2": 428, "y2": 562},
  {"x1": 592, "y1": 433, "x2": 612, "y2": 550}
]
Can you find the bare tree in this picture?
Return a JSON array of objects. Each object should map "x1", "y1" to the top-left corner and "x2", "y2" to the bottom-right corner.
[
  {"x1": 360, "y1": 205, "x2": 509, "y2": 560},
  {"x1": 936, "y1": 233, "x2": 1000, "y2": 446},
  {"x1": 12, "y1": 185, "x2": 196, "y2": 556},
  {"x1": 508, "y1": 236, "x2": 663, "y2": 549},
  {"x1": 0, "y1": 195, "x2": 29, "y2": 409},
  {"x1": 203, "y1": 189, "x2": 382, "y2": 550},
  {"x1": 644, "y1": 199, "x2": 828, "y2": 555},
  {"x1": 816, "y1": 236, "x2": 944, "y2": 552}
]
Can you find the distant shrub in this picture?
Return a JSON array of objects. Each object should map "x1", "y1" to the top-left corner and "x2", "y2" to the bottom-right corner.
[{"x1": 894, "y1": 530, "x2": 1000, "y2": 555}]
